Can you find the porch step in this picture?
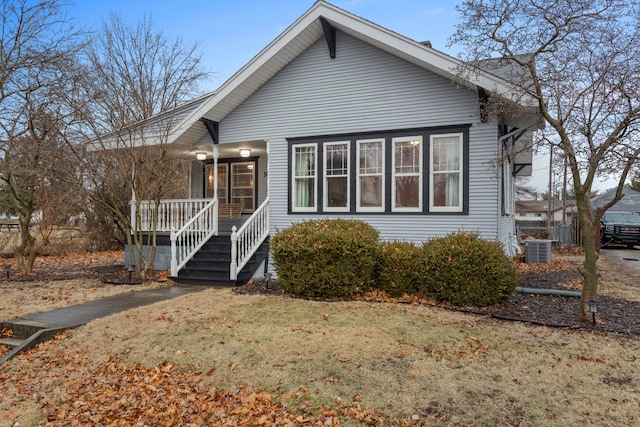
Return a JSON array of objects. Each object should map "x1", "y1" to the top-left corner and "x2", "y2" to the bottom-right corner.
[
  {"x1": 167, "y1": 276, "x2": 238, "y2": 286},
  {"x1": 0, "y1": 336, "x2": 24, "y2": 348},
  {"x1": 171, "y1": 235, "x2": 269, "y2": 286},
  {"x1": 1, "y1": 321, "x2": 67, "y2": 365}
]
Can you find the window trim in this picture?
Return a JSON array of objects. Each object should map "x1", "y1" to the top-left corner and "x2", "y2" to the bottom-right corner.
[
  {"x1": 429, "y1": 133, "x2": 463, "y2": 213},
  {"x1": 356, "y1": 138, "x2": 385, "y2": 213},
  {"x1": 291, "y1": 143, "x2": 318, "y2": 213},
  {"x1": 323, "y1": 141, "x2": 350, "y2": 212},
  {"x1": 391, "y1": 135, "x2": 423, "y2": 212},
  {"x1": 287, "y1": 125, "x2": 470, "y2": 215}
]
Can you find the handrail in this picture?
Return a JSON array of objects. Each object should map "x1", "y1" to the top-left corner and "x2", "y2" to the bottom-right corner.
[
  {"x1": 230, "y1": 197, "x2": 270, "y2": 280},
  {"x1": 170, "y1": 199, "x2": 219, "y2": 276}
]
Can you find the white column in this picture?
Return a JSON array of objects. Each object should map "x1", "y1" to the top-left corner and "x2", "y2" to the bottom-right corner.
[{"x1": 213, "y1": 145, "x2": 219, "y2": 200}]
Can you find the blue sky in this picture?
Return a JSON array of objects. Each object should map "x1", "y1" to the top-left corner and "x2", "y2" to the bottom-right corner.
[{"x1": 71, "y1": 0, "x2": 462, "y2": 91}]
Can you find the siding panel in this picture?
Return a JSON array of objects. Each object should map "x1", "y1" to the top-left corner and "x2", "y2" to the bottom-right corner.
[{"x1": 219, "y1": 31, "x2": 500, "y2": 246}]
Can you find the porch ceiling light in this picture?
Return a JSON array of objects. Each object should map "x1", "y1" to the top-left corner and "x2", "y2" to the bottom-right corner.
[
  {"x1": 239, "y1": 148, "x2": 251, "y2": 158},
  {"x1": 196, "y1": 152, "x2": 207, "y2": 161}
]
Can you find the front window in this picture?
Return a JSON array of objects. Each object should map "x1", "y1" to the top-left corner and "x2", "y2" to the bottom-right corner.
[
  {"x1": 324, "y1": 142, "x2": 349, "y2": 211},
  {"x1": 206, "y1": 164, "x2": 228, "y2": 202},
  {"x1": 288, "y1": 127, "x2": 467, "y2": 215},
  {"x1": 430, "y1": 134, "x2": 462, "y2": 212},
  {"x1": 392, "y1": 136, "x2": 422, "y2": 211},
  {"x1": 357, "y1": 139, "x2": 384, "y2": 211},
  {"x1": 292, "y1": 144, "x2": 317, "y2": 211}
]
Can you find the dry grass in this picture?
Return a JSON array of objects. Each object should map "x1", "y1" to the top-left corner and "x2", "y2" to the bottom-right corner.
[
  {"x1": 1, "y1": 289, "x2": 639, "y2": 426},
  {"x1": 0, "y1": 252, "x2": 639, "y2": 426},
  {"x1": 596, "y1": 256, "x2": 640, "y2": 302},
  {"x1": 0, "y1": 226, "x2": 92, "y2": 257}
]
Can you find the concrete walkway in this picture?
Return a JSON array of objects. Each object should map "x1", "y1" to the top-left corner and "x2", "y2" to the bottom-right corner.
[
  {"x1": 1, "y1": 285, "x2": 206, "y2": 364},
  {"x1": 8, "y1": 285, "x2": 205, "y2": 329}
]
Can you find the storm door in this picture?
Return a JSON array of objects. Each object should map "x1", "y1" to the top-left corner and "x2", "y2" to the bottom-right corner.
[{"x1": 231, "y1": 162, "x2": 255, "y2": 212}]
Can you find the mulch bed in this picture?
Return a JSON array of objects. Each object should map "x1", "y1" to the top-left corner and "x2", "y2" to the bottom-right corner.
[
  {"x1": 235, "y1": 268, "x2": 640, "y2": 336},
  {"x1": 482, "y1": 271, "x2": 640, "y2": 334}
]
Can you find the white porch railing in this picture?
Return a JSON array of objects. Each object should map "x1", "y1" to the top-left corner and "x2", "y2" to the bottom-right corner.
[
  {"x1": 133, "y1": 199, "x2": 212, "y2": 232},
  {"x1": 230, "y1": 197, "x2": 270, "y2": 280},
  {"x1": 170, "y1": 199, "x2": 219, "y2": 276}
]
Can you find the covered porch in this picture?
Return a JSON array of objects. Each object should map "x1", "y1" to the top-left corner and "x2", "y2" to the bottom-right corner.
[{"x1": 129, "y1": 139, "x2": 270, "y2": 285}]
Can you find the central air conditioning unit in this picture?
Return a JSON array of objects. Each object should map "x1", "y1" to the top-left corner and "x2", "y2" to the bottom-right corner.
[{"x1": 524, "y1": 239, "x2": 552, "y2": 264}]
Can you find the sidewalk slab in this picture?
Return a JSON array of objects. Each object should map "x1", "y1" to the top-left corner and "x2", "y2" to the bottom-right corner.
[{"x1": 7, "y1": 285, "x2": 205, "y2": 329}]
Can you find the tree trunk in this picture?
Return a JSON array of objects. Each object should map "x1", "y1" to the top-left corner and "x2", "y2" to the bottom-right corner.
[
  {"x1": 576, "y1": 199, "x2": 599, "y2": 320},
  {"x1": 16, "y1": 218, "x2": 36, "y2": 274}
]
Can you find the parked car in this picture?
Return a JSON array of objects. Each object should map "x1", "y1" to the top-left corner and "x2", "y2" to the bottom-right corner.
[{"x1": 599, "y1": 211, "x2": 640, "y2": 248}]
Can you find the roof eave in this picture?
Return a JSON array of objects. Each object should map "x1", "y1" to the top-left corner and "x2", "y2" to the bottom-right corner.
[{"x1": 171, "y1": 0, "x2": 540, "y2": 145}]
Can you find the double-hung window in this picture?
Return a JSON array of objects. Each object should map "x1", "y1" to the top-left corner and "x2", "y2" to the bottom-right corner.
[
  {"x1": 292, "y1": 144, "x2": 317, "y2": 212},
  {"x1": 289, "y1": 127, "x2": 466, "y2": 214},
  {"x1": 324, "y1": 142, "x2": 349, "y2": 211},
  {"x1": 357, "y1": 139, "x2": 384, "y2": 212},
  {"x1": 430, "y1": 133, "x2": 463, "y2": 212},
  {"x1": 392, "y1": 136, "x2": 422, "y2": 212}
]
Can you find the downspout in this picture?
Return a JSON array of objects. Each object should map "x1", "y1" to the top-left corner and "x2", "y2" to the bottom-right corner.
[
  {"x1": 265, "y1": 139, "x2": 272, "y2": 277},
  {"x1": 516, "y1": 287, "x2": 581, "y2": 298},
  {"x1": 496, "y1": 139, "x2": 503, "y2": 248}
]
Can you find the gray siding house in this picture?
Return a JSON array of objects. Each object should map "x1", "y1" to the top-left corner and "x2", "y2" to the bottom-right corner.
[{"x1": 126, "y1": 1, "x2": 542, "y2": 284}]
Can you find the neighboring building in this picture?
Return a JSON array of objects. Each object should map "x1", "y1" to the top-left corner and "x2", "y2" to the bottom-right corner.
[
  {"x1": 115, "y1": 1, "x2": 543, "y2": 284},
  {"x1": 516, "y1": 199, "x2": 576, "y2": 222}
]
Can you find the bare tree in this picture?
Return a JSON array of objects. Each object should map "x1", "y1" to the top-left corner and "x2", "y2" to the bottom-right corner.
[
  {"x1": 0, "y1": 0, "x2": 84, "y2": 273},
  {"x1": 451, "y1": 0, "x2": 640, "y2": 319},
  {"x1": 77, "y1": 14, "x2": 210, "y2": 277}
]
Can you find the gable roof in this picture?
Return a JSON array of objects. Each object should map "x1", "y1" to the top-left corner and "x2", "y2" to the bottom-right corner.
[
  {"x1": 96, "y1": 92, "x2": 212, "y2": 150},
  {"x1": 158, "y1": 1, "x2": 541, "y2": 149}
]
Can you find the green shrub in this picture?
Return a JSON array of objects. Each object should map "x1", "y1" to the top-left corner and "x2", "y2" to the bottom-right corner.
[
  {"x1": 375, "y1": 241, "x2": 423, "y2": 297},
  {"x1": 419, "y1": 232, "x2": 518, "y2": 306},
  {"x1": 270, "y1": 219, "x2": 380, "y2": 298}
]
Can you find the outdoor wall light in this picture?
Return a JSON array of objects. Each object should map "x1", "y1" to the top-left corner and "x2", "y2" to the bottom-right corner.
[
  {"x1": 4, "y1": 265, "x2": 10, "y2": 280},
  {"x1": 239, "y1": 149, "x2": 251, "y2": 158},
  {"x1": 196, "y1": 152, "x2": 207, "y2": 161},
  {"x1": 587, "y1": 300, "x2": 598, "y2": 325}
]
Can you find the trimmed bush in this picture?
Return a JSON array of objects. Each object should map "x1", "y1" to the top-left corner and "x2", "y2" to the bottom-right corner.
[
  {"x1": 419, "y1": 232, "x2": 518, "y2": 306},
  {"x1": 270, "y1": 219, "x2": 380, "y2": 298},
  {"x1": 375, "y1": 241, "x2": 423, "y2": 297}
]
